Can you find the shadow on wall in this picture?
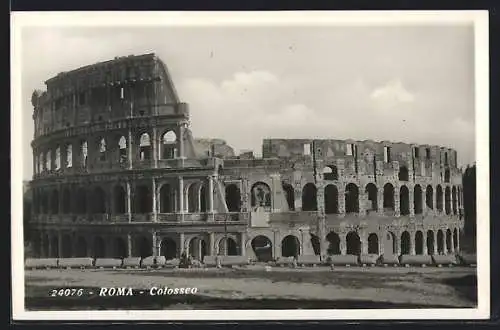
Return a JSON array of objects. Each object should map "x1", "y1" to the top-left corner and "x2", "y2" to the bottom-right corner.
[{"x1": 462, "y1": 165, "x2": 476, "y2": 253}]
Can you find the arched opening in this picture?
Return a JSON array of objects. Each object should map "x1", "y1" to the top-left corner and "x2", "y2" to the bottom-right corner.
[
  {"x1": 322, "y1": 165, "x2": 338, "y2": 180},
  {"x1": 453, "y1": 228, "x2": 458, "y2": 250},
  {"x1": 427, "y1": 230, "x2": 435, "y2": 255},
  {"x1": 326, "y1": 232, "x2": 341, "y2": 255},
  {"x1": 76, "y1": 188, "x2": 87, "y2": 214},
  {"x1": 55, "y1": 146, "x2": 61, "y2": 169},
  {"x1": 436, "y1": 185, "x2": 443, "y2": 212},
  {"x1": 92, "y1": 236, "x2": 106, "y2": 258},
  {"x1": 75, "y1": 236, "x2": 87, "y2": 257},
  {"x1": 324, "y1": 184, "x2": 339, "y2": 214},
  {"x1": 112, "y1": 237, "x2": 127, "y2": 259},
  {"x1": 61, "y1": 235, "x2": 72, "y2": 258},
  {"x1": 98, "y1": 137, "x2": 107, "y2": 161},
  {"x1": 251, "y1": 235, "x2": 273, "y2": 262},
  {"x1": 159, "y1": 184, "x2": 174, "y2": 213},
  {"x1": 41, "y1": 234, "x2": 49, "y2": 257},
  {"x1": 368, "y1": 233, "x2": 379, "y2": 254},
  {"x1": 187, "y1": 183, "x2": 198, "y2": 212},
  {"x1": 345, "y1": 183, "x2": 359, "y2": 213},
  {"x1": 346, "y1": 231, "x2": 361, "y2": 255},
  {"x1": 400, "y1": 186, "x2": 410, "y2": 216},
  {"x1": 383, "y1": 183, "x2": 395, "y2": 211},
  {"x1": 218, "y1": 237, "x2": 238, "y2": 256},
  {"x1": 135, "y1": 236, "x2": 152, "y2": 258},
  {"x1": 50, "y1": 236, "x2": 59, "y2": 258},
  {"x1": 301, "y1": 183, "x2": 317, "y2": 211},
  {"x1": 414, "y1": 185, "x2": 423, "y2": 214},
  {"x1": 310, "y1": 234, "x2": 320, "y2": 255},
  {"x1": 281, "y1": 235, "x2": 300, "y2": 258},
  {"x1": 365, "y1": 183, "x2": 378, "y2": 212},
  {"x1": 135, "y1": 185, "x2": 152, "y2": 213},
  {"x1": 251, "y1": 182, "x2": 272, "y2": 210},
  {"x1": 188, "y1": 237, "x2": 207, "y2": 260},
  {"x1": 50, "y1": 189, "x2": 59, "y2": 214},
  {"x1": 41, "y1": 192, "x2": 48, "y2": 214},
  {"x1": 426, "y1": 185, "x2": 434, "y2": 209},
  {"x1": 161, "y1": 130, "x2": 177, "y2": 159},
  {"x1": 113, "y1": 185, "x2": 126, "y2": 214},
  {"x1": 446, "y1": 229, "x2": 452, "y2": 253},
  {"x1": 384, "y1": 231, "x2": 397, "y2": 255},
  {"x1": 282, "y1": 183, "x2": 295, "y2": 211},
  {"x1": 415, "y1": 231, "x2": 424, "y2": 255},
  {"x1": 91, "y1": 187, "x2": 106, "y2": 214},
  {"x1": 452, "y1": 186, "x2": 457, "y2": 215},
  {"x1": 139, "y1": 132, "x2": 151, "y2": 161},
  {"x1": 62, "y1": 188, "x2": 71, "y2": 214},
  {"x1": 437, "y1": 230, "x2": 444, "y2": 254},
  {"x1": 445, "y1": 186, "x2": 451, "y2": 215},
  {"x1": 225, "y1": 184, "x2": 241, "y2": 212},
  {"x1": 118, "y1": 136, "x2": 127, "y2": 163},
  {"x1": 200, "y1": 184, "x2": 207, "y2": 212},
  {"x1": 399, "y1": 166, "x2": 409, "y2": 181},
  {"x1": 66, "y1": 144, "x2": 73, "y2": 168},
  {"x1": 81, "y1": 141, "x2": 88, "y2": 168},
  {"x1": 401, "y1": 231, "x2": 411, "y2": 255},
  {"x1": 444, "y1": 169, "x2": 450, "y2": 183},
  {"x1": 161, "y1": 237, "x2": 178, "y2": 260}
]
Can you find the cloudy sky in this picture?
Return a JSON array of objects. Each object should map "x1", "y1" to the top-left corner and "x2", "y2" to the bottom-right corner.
[{"x1": 20, "y1": 24, "x2": 475, "y2": 180}]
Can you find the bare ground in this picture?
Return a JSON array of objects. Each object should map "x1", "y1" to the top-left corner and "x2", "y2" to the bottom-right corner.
[{"x1": 24, "y1": 265, "x2": 477, "y2": 310}]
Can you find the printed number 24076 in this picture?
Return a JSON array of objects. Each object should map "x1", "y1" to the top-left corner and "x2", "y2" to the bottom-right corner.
[{"x1": 50, "y1": 288, "x2": 84, "y2": 297}]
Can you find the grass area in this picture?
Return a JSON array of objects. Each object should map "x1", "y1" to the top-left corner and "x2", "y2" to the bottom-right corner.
[{"x1": 24, "y1": 266, "x2": 477, "y2": 310}]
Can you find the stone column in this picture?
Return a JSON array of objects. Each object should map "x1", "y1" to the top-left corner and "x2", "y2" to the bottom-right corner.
[
  {"x1": 450, "y1": 230, "x2": 455, "y2": 253},
  {"x1": 422, "y1": 187, "x2": 428, "y2": 214},
  {"x1": 152, "y1": 127, "x2": 158, "y2": 168},
  {"x1": 433, "y1": 186, "x2": 438, "y2": 215},
  {"x1": 208, "y1": 176, "x2": 214, "y2": 213},
  {"x1": 128, "y1": 128, "x2": 133, "y2": 169},
  {"x1": 395, "y1": 234, "x2": 401, "y2": 255},
  {"x1": 152, "y1": 178, "x2": 157, "y2": 222},
  {"x1": 240, "y1": 232, "x2": 246, "y2": 256},
  {"x1": 358, "y1": 190, "x2": 366, "y2": 216},
  {"x1": 409, "y1": 188, "x2": 415, "y2": 217},
  {"x1": 178, "y1": 124, "x2": 185, "y2": 158},
  {"x1": 377, "y1": 188, "x2": 384, "y2": 215},
  {"x1": 126, "y1": 181, "x2": 132, "y2": 222},
  {"x1": 456, "y1": 229, "x2": 460, "y2": 252},
  {"x1": 410, "y1": 231, "x2": 416, "y2": 255},
  {"x1": 273, "y1": 230, "x2": 279, "y2": 259},
  {"x1": 433, "y1": 231, "x2": 438, "y2": 255},
  {"x1": 58, "y1": 231, "x2": 63, "y2": 258},
  {"x1": 378, "y1": 231, "x2": 385, "y2": 255},
  {"x1": 152, "y1": 232, "x2": 159, "y2": 257},
  {"x1": 339, "y1": 233, "x2": 347, "y2": 255},
  {"x1": 394, "y1": 187, "x2": 401, "y2": 217},
  {"x1": 179, "y1": 232, "x2": 185, "y2": 256},
  {"x1": 338, "y1": 186, "x2": 346, "y2": 217},
  {"x1": 423, "y1": 235, "x2": 428, "y2": 255},
  {"x1": 441, "y1": 189, "x2": 446, "y2": 214},
  {"x1": 127, "y1": 233, "x2": 132, "y2": 257},
  {"x1": 361, "y1": 233, "x2": 368, "y2": 254},
  {"x1": 48, "y1": 235, "x2": 53, "y2": 258},
  {"x1": 178, "y1": 176, "x2": 184, "y2": 213},
  {"x1": 209, "y1": 232, "x2": 215, "y2": 256},
  {"x1": 442, "y1": 231, "x2": 447, "y2": 255}
]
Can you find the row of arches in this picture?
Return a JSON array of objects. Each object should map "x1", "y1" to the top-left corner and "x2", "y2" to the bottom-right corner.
[
  {"x1": 287, "y1": 182, "x2": 462, "y2": 215},
  {"x1": 32, "y1": 227, "x2": 461, "y2": 260},
  {"x1": 322, "y1": 165, "x2": 453, "y2": 183},
  {"x1": 34, "y1": 130, "x2": 180, "y2": 174}
]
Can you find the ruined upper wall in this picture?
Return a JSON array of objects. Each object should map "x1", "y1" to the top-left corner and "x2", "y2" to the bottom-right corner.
[
  {"x1": 262, "y1": 138, "x2": 459, "y2": 169},
  {"x1": 31, "y1": 53, "x2": 188, "y2": 138}
]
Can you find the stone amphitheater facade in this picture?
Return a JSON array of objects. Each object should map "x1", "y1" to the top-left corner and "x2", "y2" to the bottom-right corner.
[{"x1": 28, "y1": 53, "x2": 464, "y2": 262}]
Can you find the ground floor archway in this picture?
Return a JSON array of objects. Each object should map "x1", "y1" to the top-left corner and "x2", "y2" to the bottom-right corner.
[
  {"x1": 281, "y1": 235, "x2": 300, "y2": 258},
  {"x1": 251, "y1": 235, "x2": 273, "y2": 262}
]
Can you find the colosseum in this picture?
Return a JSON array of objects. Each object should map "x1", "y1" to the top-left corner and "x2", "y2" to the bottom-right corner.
[{"x1": 28, "y1": 53, "x2": 465, "y2": 264}]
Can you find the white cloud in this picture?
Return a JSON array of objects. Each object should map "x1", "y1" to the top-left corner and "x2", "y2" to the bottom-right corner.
[{"x1": 370, "y1": 79, "x2": 415, "y2": 110}]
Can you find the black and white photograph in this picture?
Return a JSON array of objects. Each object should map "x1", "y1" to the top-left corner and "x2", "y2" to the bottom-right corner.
[{"x1": 11, "y1": 11, "x2": 489, "y2": 320}]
